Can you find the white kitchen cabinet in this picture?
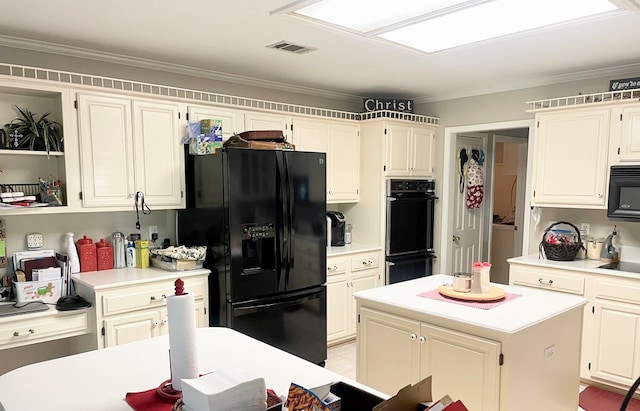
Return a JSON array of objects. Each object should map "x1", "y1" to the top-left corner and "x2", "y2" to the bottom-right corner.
[
  {"x1": 358, "y1": 307, "x2": 500, "y2": 411},
  {"x1": 77, "y1": 93, "x2": 184, "y2": 209},
  {"x1": 187, "y1": 105, "x2": 243, "y2": 141},
  {"x1": 385, "y1": 122, "x2": 435, "y2": 178},
  {"x1": 72, "y1": 268, "x2": 209, "y2": 349},
  {"x1": 509, "y1": 259, "x2": 640, "y2": 394},
  {"x1": 590, "y1": 276, "x2": 640, "y2": 389},
  {"x1": 244, "y1": 111, "x2": 292, "y2": 141},
  {"x1": 326, "y1": 251, "x2": 380, "y2": 345},
  {"x1": 357, "y1": 274, "x2": 585, "y2": 411},
  {"x1": 614, "y1": 103, "x2": 640, "y2": 162},
  {"x1": 292, "y1": 117, "x2": 360, "y2": 203},
  {"x1": 531, "y1": 107, "x2": 610, "y2": 208}
]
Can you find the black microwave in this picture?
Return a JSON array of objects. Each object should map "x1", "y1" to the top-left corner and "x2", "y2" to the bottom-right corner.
[{"x1": 608, "y1": 165, "x2": 640, "y2": 221}]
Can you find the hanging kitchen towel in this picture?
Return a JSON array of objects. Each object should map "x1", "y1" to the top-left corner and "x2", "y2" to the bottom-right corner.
[
  {"x1": 457, "y1": 147, "x2": 469, "y2": 193},
  {"x1": 466, "y1": 158, "x2": 484, "y2": 209}
]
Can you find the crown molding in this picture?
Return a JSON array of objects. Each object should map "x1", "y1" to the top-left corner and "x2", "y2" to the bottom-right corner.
[{"x1": 0, "y1": 34, "x2": 363, "y2": 103}]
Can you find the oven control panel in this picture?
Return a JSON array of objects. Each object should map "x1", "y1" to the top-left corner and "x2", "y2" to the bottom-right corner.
[{"x1": 388, "y1": 179, "x2": 435, "y2": 196}]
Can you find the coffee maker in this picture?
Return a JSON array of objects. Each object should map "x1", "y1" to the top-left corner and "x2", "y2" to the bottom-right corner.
[{"x1": 327, "y1": 211, "x2": 346, "y2": 246}]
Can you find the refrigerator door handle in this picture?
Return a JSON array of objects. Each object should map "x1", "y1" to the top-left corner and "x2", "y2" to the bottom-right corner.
[
  {"x1": 276, "y1": 153, "x2": 288, "y2": 292},
  {"x1": 284, "y1": 154, "x2": 295, "y2": 271}
]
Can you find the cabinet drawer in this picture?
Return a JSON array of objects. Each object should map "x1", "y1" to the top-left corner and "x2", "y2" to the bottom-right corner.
[
  {"x1": 351, "y1": 253, "x2": 380, "y2": 272},
  {"x1": 510, "y1": 265, "x2": 584, "y2": 295},
  {"x1": 101, "y1": 276, "x2": 206, "y2": 316},
  {"x1": 0, "y1": 310, "x2": 90, "y2": 348},
  {"x1": 327, "y1": 257, "x2": 347, "y2": 276},
  {"x1": 593, "y1": 277, "x2": 640, "y2": 304}
]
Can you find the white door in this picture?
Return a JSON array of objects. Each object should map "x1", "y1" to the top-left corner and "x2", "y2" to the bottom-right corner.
[{"x1": 452, "y1": 135, "x2": 485, "y2": 273}]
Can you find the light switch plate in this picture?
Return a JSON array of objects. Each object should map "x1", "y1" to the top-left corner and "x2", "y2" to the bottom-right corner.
[{"x1": 26, "y1": 233, "x2": 44, "y2": 249}]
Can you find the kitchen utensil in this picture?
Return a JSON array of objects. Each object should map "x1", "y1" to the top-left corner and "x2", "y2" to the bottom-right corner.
[
  {"x1": 586, "y1": 237, "x2": 604, "y2": 260},
  {"x1": 600, "y1": 226, "x2": 618, "y2": 262}
]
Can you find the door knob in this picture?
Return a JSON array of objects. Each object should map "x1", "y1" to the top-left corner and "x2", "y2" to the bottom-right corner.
[{"x1": 452, "y1": 235, "x2": 461, "y2": 242}]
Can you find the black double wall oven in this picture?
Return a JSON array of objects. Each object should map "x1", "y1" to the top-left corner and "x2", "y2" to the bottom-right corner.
[{"x1": 385, "y1": 179, "x2": 436, "y2": 284}]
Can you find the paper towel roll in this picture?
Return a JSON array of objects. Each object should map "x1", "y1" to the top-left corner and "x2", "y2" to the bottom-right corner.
[{"x1": 167, "y1": 290, "x2": 199, "y2": 391}]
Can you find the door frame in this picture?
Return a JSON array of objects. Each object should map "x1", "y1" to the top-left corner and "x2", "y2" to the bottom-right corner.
[{"x1": 440, "y1": 120, "x2": 534, "y2": 276}]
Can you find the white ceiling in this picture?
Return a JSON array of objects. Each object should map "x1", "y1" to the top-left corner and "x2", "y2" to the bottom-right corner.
[{"x1": 1, "y1": 0, "x2": 640, "y2": 103}]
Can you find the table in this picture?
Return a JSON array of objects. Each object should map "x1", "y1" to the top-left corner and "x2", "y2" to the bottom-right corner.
[{"x1": 0, "y1": 327, "x2": 381, "y2": 411}]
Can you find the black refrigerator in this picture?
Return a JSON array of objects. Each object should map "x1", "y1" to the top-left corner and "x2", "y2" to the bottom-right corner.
[{"x1": 178, "y1": 147, "x2": 327, "y2": 365}]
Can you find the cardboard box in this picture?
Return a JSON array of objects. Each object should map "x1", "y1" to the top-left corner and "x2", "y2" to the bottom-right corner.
[
  {"x1": 14, "y1": 277, "x2": 62, "y2": 304},
  {"x1": 328, "y1": 376, "x2": 468, "y2": 411}
]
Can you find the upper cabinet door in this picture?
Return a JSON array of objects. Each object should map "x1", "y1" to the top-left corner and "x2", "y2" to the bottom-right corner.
[
  {"x1": 77, "y1": 94, "x2": 135, "y2": 207},
  {"x1": 327, "y1": 122, "x2": 360, "y2": 203},
  {"x1": 617, "y1": 103, "x2": 640, "y2": 162},
  {"x1": 385, "y1": 123, "x2": 412, "y2": 176},
  {"x1": 244, "y1": 112, "x2": 292, "y2": 140},
  {"x1": 132, "y1": 100, "x2": 183, "y2": 207},
  {"x1": 188, "y1": 105, "x2": 242, "y2": 141},
  {"x1": 532, "y1": 107, "x2": 610, "y2": 208},
  {"x1": 412, "y1": 127, "x2": 435, "y2": 178},
  {"x1": 291, "y1": 117, "x2": 328, "y2": 153},
  {"x1": 77, "y1": 93, "x2": 184, "y2": 209}
]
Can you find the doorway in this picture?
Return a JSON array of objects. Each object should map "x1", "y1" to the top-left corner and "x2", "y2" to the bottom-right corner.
[{"x1": 440, "y1": 120, "x2": 534, "y2": 280}]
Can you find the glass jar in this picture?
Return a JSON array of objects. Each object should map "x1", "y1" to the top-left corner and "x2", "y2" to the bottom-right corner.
[{"x1": 344, "y1": 224, "x2": 352, "y2": 244}]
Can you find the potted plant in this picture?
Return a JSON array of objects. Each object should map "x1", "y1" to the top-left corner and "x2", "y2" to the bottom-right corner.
[{"x1": 4, "y1": 106, "x2": 63, "y2": 157}]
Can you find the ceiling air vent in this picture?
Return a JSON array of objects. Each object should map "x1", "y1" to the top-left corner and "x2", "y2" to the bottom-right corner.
[{"x1": 267, "y1": 41, "x2": 317, "y2": 54}]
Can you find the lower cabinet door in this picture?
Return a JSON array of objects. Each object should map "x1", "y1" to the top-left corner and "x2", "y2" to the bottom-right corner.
[
  {"x1": 590, "y1": 299, "x2": 640, "y2": 387},
  {"x1": 420, "y1": 324, "x2": 500, "y2": 411},
  {"x1": 357, "y1": 307, "x2": 420, "y2": 396},
  {"x1": 327, "y1": 274, "x2": 349, "y2": 343},
  {"x1": 103, "y1": 310, "x2": 160, "y2": 347}
]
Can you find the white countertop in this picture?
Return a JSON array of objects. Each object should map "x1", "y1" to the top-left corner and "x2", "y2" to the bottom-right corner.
[
  {"x1": 353, "y1": 274, "x2": 587, "y2": 334},
  {"x1": 72, "y1": 267, "x2": 210, "y2": 290},
  {"x1": 0, "y1": 327, "x2": 385, "y2": 411},
  {"x1": 508, "y1": 254, "x2": 640, "y2": 281},
  {"x1": 327, "y1": 243, "x2": 381, "y2": 257}
]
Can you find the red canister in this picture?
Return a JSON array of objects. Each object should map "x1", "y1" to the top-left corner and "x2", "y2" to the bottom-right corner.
[
  {"x1": 77, "y1": 235, "x2": 97, "y2": 272},
  {"x1": 96, "y1": 238, "x2": 114, "y2": 271}
]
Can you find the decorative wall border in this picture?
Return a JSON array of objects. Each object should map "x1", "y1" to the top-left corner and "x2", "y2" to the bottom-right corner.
[
  {"x1": 526, "y1": 88, "x2": 640, "y2": 112},
  {"x1": 0, "y1": 62, "x2": 439, "y2": 125}
]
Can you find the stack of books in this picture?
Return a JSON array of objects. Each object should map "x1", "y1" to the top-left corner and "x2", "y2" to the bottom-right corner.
[{"x1": 0, "y1": 191, "x2": 40, "y2": 207}]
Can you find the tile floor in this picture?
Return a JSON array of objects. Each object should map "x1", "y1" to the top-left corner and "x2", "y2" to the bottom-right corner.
[{"x1": 325, "y1": 340, "x2": 588, "y2": 411}]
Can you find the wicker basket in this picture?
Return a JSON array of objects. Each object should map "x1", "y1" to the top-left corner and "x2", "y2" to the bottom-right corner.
[{"x1": 539, "y1": 221, "x2": 585, "y2": 261}]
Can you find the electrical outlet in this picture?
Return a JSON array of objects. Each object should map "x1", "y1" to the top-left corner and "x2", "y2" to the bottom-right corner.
[
  {"x1": 580, "y1": 223, "x2": 590, "y2": 235},
  {"x1": 149, "y1": 225, "x2": 158, "y2": 240},
  {"x1": 544, "y1": 345, "x2": 555, "y2": 361}
]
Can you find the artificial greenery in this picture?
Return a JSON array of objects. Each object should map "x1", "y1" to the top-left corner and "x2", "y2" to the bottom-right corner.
[{"x1": 4, "y1": 106, "x2": 63, "y2": 157}]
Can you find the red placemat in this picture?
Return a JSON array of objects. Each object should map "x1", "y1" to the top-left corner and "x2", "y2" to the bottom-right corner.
[
  {"x1": 579, "y1": 385, "x2": 640, "y2": 411},
  {"x1": 417, "y1": 288, "x2": 521, "y2": 310},
  {"x1": 125, "y1": 387, "x2": 179, "y2": 411}
]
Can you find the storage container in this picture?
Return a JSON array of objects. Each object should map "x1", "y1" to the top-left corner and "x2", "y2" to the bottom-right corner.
[{"x1": 14, "y1": 277, "x2": 62, "y2": 304}]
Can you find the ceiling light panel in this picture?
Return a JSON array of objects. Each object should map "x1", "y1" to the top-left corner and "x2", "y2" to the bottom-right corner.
[
  {"x1": 294, "y1": 0, "x2": 473, "y2": 32},
  {"x1": 379, "y1": 0, "x2": 617, "y2": 52}
]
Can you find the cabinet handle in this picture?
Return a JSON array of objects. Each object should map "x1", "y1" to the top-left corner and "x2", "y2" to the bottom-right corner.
[
  {"x1": 362, "y1": 260, "x2": 373, "y2": 266},
  {"x1": 538, "y1": 278, "x2": 554, "y2": 285},
  {"x1": 597, "y1": 193, "x2": 603, "y2": 198},
  {"x1": 410, "y1": 333, "x2": 417, "y2": 340},
  {"x1": 150, "y1": 295, "x2": 167, "y2": 302},
  {"x1": 328, "y1": 265, "x2": 339, "y2": 272},
  {"x1": 13, "y1": 329, "x2": 34, "y2": 337},
  {"x1": 162, "y1": 319, "x2": 168, "y2": 325},
  {"x1": 153, "y1": 321, "x2": 159, "y2": 327},
  {"x1": 419, "y1": 336, "x2": 426, "y2": 343}
]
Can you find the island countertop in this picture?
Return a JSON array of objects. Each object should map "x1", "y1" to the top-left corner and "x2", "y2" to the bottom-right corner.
[{"x1": 353, "y1": 274, "x2": 587, "y2": 334}]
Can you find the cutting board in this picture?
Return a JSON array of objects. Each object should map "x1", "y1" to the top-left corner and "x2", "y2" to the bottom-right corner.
[{"x1": 438, "y1": 285, "x2": 506, "y2": 301}]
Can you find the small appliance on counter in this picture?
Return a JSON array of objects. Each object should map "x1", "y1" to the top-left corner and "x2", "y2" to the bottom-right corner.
[{"x1": 327, "y1": 211, "x2": 346, "y2": 246}]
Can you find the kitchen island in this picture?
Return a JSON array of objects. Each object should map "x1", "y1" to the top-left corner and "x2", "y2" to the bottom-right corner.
[{"x1": 355, "y1": 274, "x2": 587, "y2": 411}]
